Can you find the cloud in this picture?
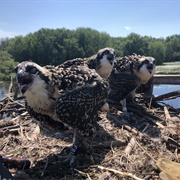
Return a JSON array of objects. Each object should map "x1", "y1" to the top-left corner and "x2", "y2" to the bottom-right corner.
[
  {"x1": 124, "y1": 26, "x2": 131, "y2": 31},
  {"x1": 0, "y1": 29, "x2": 18, "y2": 38}
]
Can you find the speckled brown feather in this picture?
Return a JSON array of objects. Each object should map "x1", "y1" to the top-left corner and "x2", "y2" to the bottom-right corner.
[
  {"x1": 113, "y1": 54, "x2": 142, "y2": 74},
  {"x1": 15, "y1": 61, "x2": 109, "y2": 137},
  {"x1": 108, "y1": 54, "x2": 155, "y2": 104},
  {"x1": 108, "y1": 71, "x2": 138, "y2": 102},
  {"x1": 15, "y1": 48, "x2": 115, "y2": 163}
]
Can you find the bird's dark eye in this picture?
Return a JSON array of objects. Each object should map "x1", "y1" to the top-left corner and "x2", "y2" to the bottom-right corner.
[
  {"x1": 14, "y1": 66, "x2": 18, "y2": 73},
  {"x1": 104, "y1": 50, "x2": 109, "y2": 55},
  {"x1": 31, "y1": 67, "x2": 37, "y2": 74},
  {"x1": 26, "y1": 66, "x2": 37, "y2": 74},
  {"x1": 143, "y1": 60, "x2": 149, "y2": 64}
]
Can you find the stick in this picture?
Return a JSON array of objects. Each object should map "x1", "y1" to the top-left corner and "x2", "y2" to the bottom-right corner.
[
  {"x1": 136, "y1": 141, "x2": 157, "y2": 162},
  {"x1": 97, "y1": 165, "x2": 143, "y2": 180},
  {"x1": 8, "y1": 76, "x2": 13, "y2": 93},
  {"x1": 124, "y1": 137, "x2": 136, "y2": 156},
  {"x1": 0, "y1": 120, "x2": 15, "y2": 128},
  {"x1": 153, "y1": 90, "x2": 180, "y2": 101},
  {"x1": 91, "y1": 140, "x2": 127, "y2": 149},
  {"x1": 164, "y1": 106, "x2": 171, "y2": 120},
  {"x1": 74, "y1": 168, "x2": 92, "y2": 180}
]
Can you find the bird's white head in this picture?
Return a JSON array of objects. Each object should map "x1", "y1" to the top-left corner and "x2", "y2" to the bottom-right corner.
[
  {"x1": 14, "y1": 61, "x2": 51, "y2": 95},
  {"x1": 96, "y1": 47, "x2": 116, "y2": 79},
  {"x1": 134, "y1": 56, "x2": 156, "y2": 84}
]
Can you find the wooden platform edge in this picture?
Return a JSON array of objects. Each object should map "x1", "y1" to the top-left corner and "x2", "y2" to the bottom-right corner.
[{"x1": 153, "y1": 74, "x2": 180, "y2": 84}]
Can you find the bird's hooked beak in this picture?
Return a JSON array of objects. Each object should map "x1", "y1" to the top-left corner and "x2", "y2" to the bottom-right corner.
[
  {"x1": 107, "y1": 53, "x2": 115, "y2": 65},
  {"x1": 16, "y1": 70, "x2": 34, "y2": 94},
  {"x1": 146, "y1": 63, "x2": 154, "y2": 74}
]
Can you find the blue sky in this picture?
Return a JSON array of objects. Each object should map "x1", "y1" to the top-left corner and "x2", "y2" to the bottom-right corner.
[{"x1": 0, "y1": 0, "x2": 179, "y2": 39}]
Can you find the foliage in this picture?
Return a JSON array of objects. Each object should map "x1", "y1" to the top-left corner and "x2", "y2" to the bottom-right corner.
[
  {"x1": 0, "y1": 51, "x2": 18, "y2": 81},
  {"x1": 148, "y1": 41, "x2": 166, "y2": 65},
  {"x1": 0, "y1": 28, "x2": 180, "y2": 67},
  {"x1": 4, "y1": 28, "x2": 113, "y2": 66},
  {"x1": 165, "y1": 34, "x2": 180, "y2": 62},
  {"x1": 0, "y1": 37, "x2": 12, "y2": 51},
  {"x1": 121, "y1": 33, "x2": 149, "y2": 56}
]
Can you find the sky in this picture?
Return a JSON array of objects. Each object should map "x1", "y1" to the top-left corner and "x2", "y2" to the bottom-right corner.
[{"x1": 0, "y1": 0, "x2": 180, "y2": 39}]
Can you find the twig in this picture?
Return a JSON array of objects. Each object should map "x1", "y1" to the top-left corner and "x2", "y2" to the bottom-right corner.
[
  {"x1": 91, "y1": 140, "x2": 127, "y2": 149},
  {"x1": 124, "y1": 136, "x2": 136, "y2": 156},
  {"x1": 2, "y1": 76, "x2": 13, "y2": 111},
  {"x1": 146, "y1": 117, "x2": 165, "y2": 129},
  {"x1": 164, "y1": 106, "x2": 171, "y2": 120},
  {"x1": 136, "y1": 141, "x2": 157, "y2": 162},
  {"x1": 41, "y1": 157, "x2": 48, "y2": 176},
  {"x1": 107, "y1": 113, "x2": 145, "y2": 137},
  {"x1": 153, "y1": 90, "x2": 180, "y2": 101},
  {"x1": 110, "y1": 141, "x2": 115, "y2": 156},
  {"x1": 74, "y1": 168, "x2": 92, "y2": 180},
  {"x1": 0, "y1": 120, "x2": 15, "y2": 128},
  {"x1": 7, "y1": 76, "x2": 13, "y2": 96},
  {"x1": 161, "y1": 135, "x2": 180, "y2": 149},
  {"x1": 148, "y1": 97, "x2": 153, "y2": 110},
  {"x1": 97, "y1": 165, "x2": 143, "y2": 180}
]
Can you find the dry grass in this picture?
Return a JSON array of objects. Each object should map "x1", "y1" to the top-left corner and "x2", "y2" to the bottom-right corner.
[
  {"x1": 0, "y1": 92, "x2": 180, "y2": 179},
  {"x1": 156, "y1": 61, "x2": 180, "y2": 74}
]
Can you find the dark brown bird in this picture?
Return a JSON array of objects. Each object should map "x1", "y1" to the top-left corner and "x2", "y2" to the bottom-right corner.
[
  {"x1": 108, "y1": 54, "x2": 156, "y2": 113},
  {"x1": 60, "y1": 47, "x2": 116, "y2": 79},
  {"x1": 14, "y1": 48, "x2": 115, "y2": 166}
]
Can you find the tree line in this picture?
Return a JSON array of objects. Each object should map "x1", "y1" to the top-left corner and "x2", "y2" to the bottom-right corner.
[{"x1": 0, "y1": 27, "x2": 180, "y2": 80}]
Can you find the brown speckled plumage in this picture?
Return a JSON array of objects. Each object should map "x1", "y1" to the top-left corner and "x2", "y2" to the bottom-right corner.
[
  {"x1": 57, "y1": 47, "x2": 115, "y2": 79},
  {"x1": 108, "y1": 54, "x2": 156, "y2": 112},
  {"x1": 14, "y1": 48, "x2": 115, "y2": 166}
]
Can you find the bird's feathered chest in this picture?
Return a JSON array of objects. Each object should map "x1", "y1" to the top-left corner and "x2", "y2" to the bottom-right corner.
[{"x1": 24, "y1": 76, "x2": 55, "y2": 115}]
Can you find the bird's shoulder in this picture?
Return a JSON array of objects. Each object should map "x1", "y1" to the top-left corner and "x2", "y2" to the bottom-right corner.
[
  {"x1": 114, "y1": 54, "x2": 140, "y2": 73},
  {"x1": 45, "y1": 63, "x2": 105, "y2": 93},
  {"x1": 59, "y1": 58, "x2": 88, "y2": 68}
]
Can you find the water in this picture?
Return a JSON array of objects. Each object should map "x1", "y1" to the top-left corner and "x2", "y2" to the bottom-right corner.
[
  {"x1": 153, "y1": 84, "x2": 180, "y2": 108},
  {"x1": 0, "y1": 82, "x2": 10, "y2": 99},
  {"x1": 0, "y1": 82, "x2": 179, "y2": 108}
]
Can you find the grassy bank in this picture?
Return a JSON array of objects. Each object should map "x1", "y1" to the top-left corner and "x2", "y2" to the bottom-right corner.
[{"x1": 156, "y1": 61, "x2": 180, "y2": 74}]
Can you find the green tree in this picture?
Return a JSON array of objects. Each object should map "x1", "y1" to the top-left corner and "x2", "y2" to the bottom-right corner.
[
  {"x1": 111, "y1": 37, "x2": 125, "y2": 57},
  {"x1": 0, "y1": 51, "x2": 18, "y2": 81},
  {"x1": 5, "y1": 27, "x2": 180, "y2": 66},
  {"x1": 0, "y1": 38, "x2": 12, "y2": 51},
  {"x1": 122, "y1": 33, "x2": 148, "y2": 56},
  {"x1": 148, "y1": 41, "x2": 166, "y2": 65},
  {"x1": 75, "y1": 28, "x2": 112, "y2": 57},
  {"x1": 165, "y1": 35, "x2": 180, "y2": 61},
  {"x1": 7, "y1": 36, "x2": 27, "y2": 62}
]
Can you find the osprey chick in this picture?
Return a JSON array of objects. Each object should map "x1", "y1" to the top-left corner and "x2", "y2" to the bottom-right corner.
[
  {"x1": 59, "y1": 47, "x2": 116, "y2": 79},
  {"x1": 15, "y1": 47, "x2": 115, "y2": 166},
  {"x1": 59, "y1": 47, "x2": 116, "y2": 112},
  {"x1": 108, "y1": 54, "x2": 156, "y2": 113}
]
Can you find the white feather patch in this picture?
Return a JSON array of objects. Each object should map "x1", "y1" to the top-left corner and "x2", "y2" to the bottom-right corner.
[
  {"x1": 25, "y1": 75, "x2": 54, "y2": 114},
  {"x1": 97, "y1": 56, "x2": 114, "y2": 79}
]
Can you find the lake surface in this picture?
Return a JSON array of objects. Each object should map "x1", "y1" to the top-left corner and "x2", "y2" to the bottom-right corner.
[
  {"x1": 153, "y1": 84, "x2": 180, "y2": 108},
  {"x1": 0, "y1": 82, "x2": 10, "y2": 99},
  {"x1": 0, "y1": 83, "x2": 179, "y2": 108}
]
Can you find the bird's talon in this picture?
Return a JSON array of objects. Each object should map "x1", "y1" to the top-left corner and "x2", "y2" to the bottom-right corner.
[{"x1": 58, "y1": 154, "x2": 76, "y2": 167}]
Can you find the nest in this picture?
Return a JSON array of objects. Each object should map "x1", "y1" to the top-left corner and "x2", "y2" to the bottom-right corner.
[{"x1": 0, "y1": 79, "x2": 180, "y2": 180}]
